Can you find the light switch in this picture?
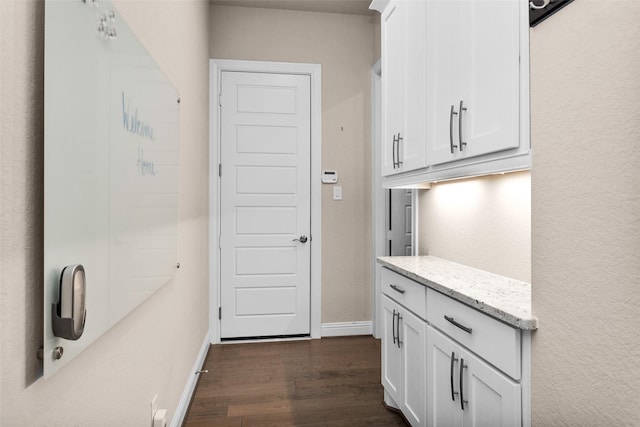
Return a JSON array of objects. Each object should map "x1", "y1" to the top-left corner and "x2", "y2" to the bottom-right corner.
[{"x1": 333, "y1": 186, "x2": 342, "y2": 201}]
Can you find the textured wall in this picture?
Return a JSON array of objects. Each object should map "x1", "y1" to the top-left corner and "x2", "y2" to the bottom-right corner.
[
  {"x1": 418, "y1": 171, "x2": 531, "y2": 283},
  {"x1": 210, "y1": 5, "x2": 377, "y2": 323},
  {"x1": 0, "y1": 0, "x2": 210, "y2": 425},
  {"x1": 530, "y1": 1, "x2": 640, "y2": 424}
]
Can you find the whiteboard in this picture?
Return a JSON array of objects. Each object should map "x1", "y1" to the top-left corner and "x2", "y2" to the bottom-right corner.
[{"x1": 43, "y1": 0, "x2": 180, "y2": 377}]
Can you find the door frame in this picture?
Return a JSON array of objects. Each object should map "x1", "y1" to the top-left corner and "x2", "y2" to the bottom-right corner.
[{"x1": 209, "y1": 59, "x2": 322, "y2": 343}]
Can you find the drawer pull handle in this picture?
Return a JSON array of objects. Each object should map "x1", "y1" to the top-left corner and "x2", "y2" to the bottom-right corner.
[
  {"x1": 449, "y1": 105, "x2": 458, "y2": 153},
  {"x1": 392, "y1": 134, "x2": 398, "y2": 169},
  {"x1": 396, "y1": 314, "x2": 402, "y2": 348},
  {"x1": 458, "y1": 100, "x2": 467, "y2": 151},
  {"x1": 392, "y1": 309, "x2": 397, "y2": 345},
  {"x1": 460, "y1": 358, "x2": 468, "y2": 410},
  {"x1": 390, "y1": 284, "x2": 406, "y2": 294},
  {"x1": 450, "y1": 352, "x2": 459, "y2": 402},
  {"x1": 444, "y1": 315, "x2": 473, "y2": 334}
]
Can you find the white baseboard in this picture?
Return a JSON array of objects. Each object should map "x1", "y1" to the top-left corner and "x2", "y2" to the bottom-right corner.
[
  {"x1": 321, "y1": 321, "x2": 373, "y2": 337},
  {"x1": 170, "y1": 332, "x2": 211, "y2": 427}
]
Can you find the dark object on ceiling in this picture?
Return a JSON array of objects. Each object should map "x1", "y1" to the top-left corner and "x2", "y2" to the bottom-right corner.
[{"x1": 530, "y1": 0, "x2": 575, "y2": 27}]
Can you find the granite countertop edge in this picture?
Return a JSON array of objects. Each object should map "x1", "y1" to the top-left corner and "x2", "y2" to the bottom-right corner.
[{"x1": 377, "y1": 256, "x2": 538, "y2": 331}]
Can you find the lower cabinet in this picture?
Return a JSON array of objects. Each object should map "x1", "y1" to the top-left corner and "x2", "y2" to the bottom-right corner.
[
  {"x1": 426, "y1": 325, "x2": 521, "y2": 427},
  {"x1": 380, "y1": 266, "x2": 529, "y2": 427},
  {"x1": 382, "y1": 294, "x2": 427, "y2": 427}
]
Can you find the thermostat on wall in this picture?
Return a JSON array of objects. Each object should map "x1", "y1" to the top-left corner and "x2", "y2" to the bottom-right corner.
[{"x1": 321, "y1": 170, "x2": 338, "y2": 184}]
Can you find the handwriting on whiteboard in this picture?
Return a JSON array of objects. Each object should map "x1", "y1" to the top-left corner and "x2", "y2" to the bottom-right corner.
[
  {"x1": 137, "y1": 147, "x2": 156, "y2": 176},
  {"x1": 122, "y1": 92, "x2": 155, "y2": 141}
]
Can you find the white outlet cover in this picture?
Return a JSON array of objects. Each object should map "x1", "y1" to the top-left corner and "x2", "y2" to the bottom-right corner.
[{"x1": 333, "y1": 186, "x2": 342, "y2": 200}]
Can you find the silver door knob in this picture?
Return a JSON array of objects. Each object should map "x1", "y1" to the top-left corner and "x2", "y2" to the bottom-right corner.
[{"x1": 293, "y1": 235, "x2": 308, "y2": 243}]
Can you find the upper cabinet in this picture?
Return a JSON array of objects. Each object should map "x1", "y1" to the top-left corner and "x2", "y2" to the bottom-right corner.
[
  {"x1": 375, "y1": 0, "x2": 530, "y2": 186},
  {"x1": 425, "y1": 0, "x2": 521, "y2": 166},
  {"x1": 380, "y1": 0, "x2": 427, "y2": 176}
]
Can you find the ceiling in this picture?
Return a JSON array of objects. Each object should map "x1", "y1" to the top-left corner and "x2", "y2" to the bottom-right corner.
[{"x1": 210, "y1": 0, "x2": 375, "y2": 16}]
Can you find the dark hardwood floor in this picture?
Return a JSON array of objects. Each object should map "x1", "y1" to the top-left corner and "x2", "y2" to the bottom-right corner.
[{"x1": 183, "y1": 336, "x2": 407, "y2": 426}]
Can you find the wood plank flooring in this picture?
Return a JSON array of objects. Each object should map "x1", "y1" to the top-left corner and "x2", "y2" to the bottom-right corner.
[{"x1": 183, "y1": 336, "x2": 407, "y2": 427}]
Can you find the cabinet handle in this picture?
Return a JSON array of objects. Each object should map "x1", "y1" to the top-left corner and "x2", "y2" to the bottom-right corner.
[
  {"x1": 397, "y1": 133, "x2": 403, "y2": 166},
  {"x1": 444, "y1": 315, "x2": 473, "y2": 334},
  {"x1": 389, "y1": 284, "x2": 406, "y2": 294},
  {"x1": 450, "y1": 352, "x2": 459, "y2": 402},
  {"x1": 458, "y1": 100, "x2": 467, "y2": 151},
  {"x1": 392, "y1": 134, "x2": 398, "y2": 169},
  {"x1": 460, "y1": 358, "x2": 468, "y2": 410},
  {"x1": 392, "y1": 309, "x2": 397, "y2": 345},
  {"x1": 396, "y1": 313, "x2": 402, "y2": 348},
  {"x1": 449, "y1": 105, "x2": 458, "y2": 153}
]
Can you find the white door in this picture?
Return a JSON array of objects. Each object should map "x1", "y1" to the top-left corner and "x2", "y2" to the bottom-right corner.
[
  {"x1": 219, "y1": 71, "x2": 311, "y2": 339},
  {"x1": 389, "y1": 189, "x2": 413, "y2": 256}
]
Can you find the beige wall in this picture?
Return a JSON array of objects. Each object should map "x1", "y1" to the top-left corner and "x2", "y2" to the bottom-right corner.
[
  {"x1": 418, "y1": 171, "x2": 531, "y2": 283},
  {"x1": 530, "y1": 1, "x2": 640, "y2": 424},
  {"x1": 210, "y1": 5, "x2": 378, "y2": 323},
  {"x1": 0, "y1": 0, "x2": 210, "y2": 424}
]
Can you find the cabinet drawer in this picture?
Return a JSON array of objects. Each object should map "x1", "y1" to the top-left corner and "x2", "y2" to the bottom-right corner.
[
  {"x1": 426, "y1": 288, "x2": 521, "y2": 380},
  {"x1": 381, "y1": 267, "x2": 427, "y2": 320}
]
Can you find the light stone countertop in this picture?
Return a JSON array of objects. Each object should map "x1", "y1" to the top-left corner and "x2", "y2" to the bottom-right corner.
[{"x1": 377, "y1": 256, "x2": 538, "y2": 330}]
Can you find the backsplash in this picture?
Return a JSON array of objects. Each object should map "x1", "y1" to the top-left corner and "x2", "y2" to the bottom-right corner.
[{"x1": 418, "y1": 170, "x2": 531, "y2": 282}]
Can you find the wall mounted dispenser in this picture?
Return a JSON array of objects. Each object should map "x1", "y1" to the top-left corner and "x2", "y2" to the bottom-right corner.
[{"x1": 52, "y1": 264, "x2": 87, "y2": 341}]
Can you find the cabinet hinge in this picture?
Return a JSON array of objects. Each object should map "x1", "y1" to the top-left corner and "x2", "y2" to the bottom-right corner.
[
  {"x1": 218, "y1": 92, "x2": 222, "y2": 107},
  {"x1": 218, "y1": 235, "x2": 221, "y2": 249},
  {"x1": 218, "y1": 163, "x2": 222, "y2": 177},
  {"x1": 218, "y1": 307, "x2": 222, "y2": 320}
]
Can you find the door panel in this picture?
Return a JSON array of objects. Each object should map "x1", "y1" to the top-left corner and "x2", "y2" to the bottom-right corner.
[
  {"x1": 462, "y1": 347, "x2": 521, "y2": 427},
  {"x1": 426, "y1": 0, "x2": 464, "y2": 166},
  {"x1": 401, "y1": 308, "x2": 427, "y2": 427},
  {"x1": 389, "y1": 189, "x2": 413, "y2": 256},
  {"x1": 381, "y1": 295, "x2": 402, "y2": 401},
  {"x1": 427, "y1": 326, "x2": 462, "y2": 427},
  {"x1": 461, "y1": 0, "x2": 520, "y2": 158},
  {"x1": 220, "y1": 71, "x2": 311, "y2": 338},
  {"x1": 381, "y1": 1, "x2": 406, "y2": 176}
]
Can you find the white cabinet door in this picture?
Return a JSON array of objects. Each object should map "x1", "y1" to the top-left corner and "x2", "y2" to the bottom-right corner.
[
  {"x1": 381, "y1": 0, "x2": 426, "y2": 176},
  {"x1": 459, "y1": 0, "x2": 520, "y2": 159},
  {"x1": 426, "y1": 0, "x2": 521, "y2": 166},
  {"x1": 461, "y1": 347, "x2": 521, "y2": 427},
  {"x1": 381, "y1": 295, "x2": 403, "y2": 404},
  {"x1": 425, "y1": 0, "x2": 464, "y2": 166},
  {"x1": 427, "y1": 325, "x2": 463, "y2": 427},
  {"x1": 400, "y1": 307, "x2": 427, "y2": 427},
  {"x1": 402, "y1": 0, "x2": 427, "y2": 173},
  {"x1": 382, "y1": 294, "x2": 427, "y2": 426},
  {"x1": 381, "y1": 1, "x2": 406, "y2": 176},
  {"x1": 427, "y1": 325, "x2": 521, "y2": 427}
]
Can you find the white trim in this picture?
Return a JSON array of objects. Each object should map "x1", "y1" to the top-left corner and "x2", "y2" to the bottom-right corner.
[
  {"x1": 521, "y1": 330, "x2": 532, "y2": 427},
  {"x1": 411, "y1": 190, "x2": 419, "y2": 255},
  {"x1": 371, "y1": 60, "x2": 383, "y2": 340},
  {"x1": 321, "y1": 321, "x2": 373, "y2": 337},
  {"x1": 170, "y1": 333, "x2": 210, "y2": 427},
  {"x1": 209, "y1": 59, "x2": 322, "y2": 343}
]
